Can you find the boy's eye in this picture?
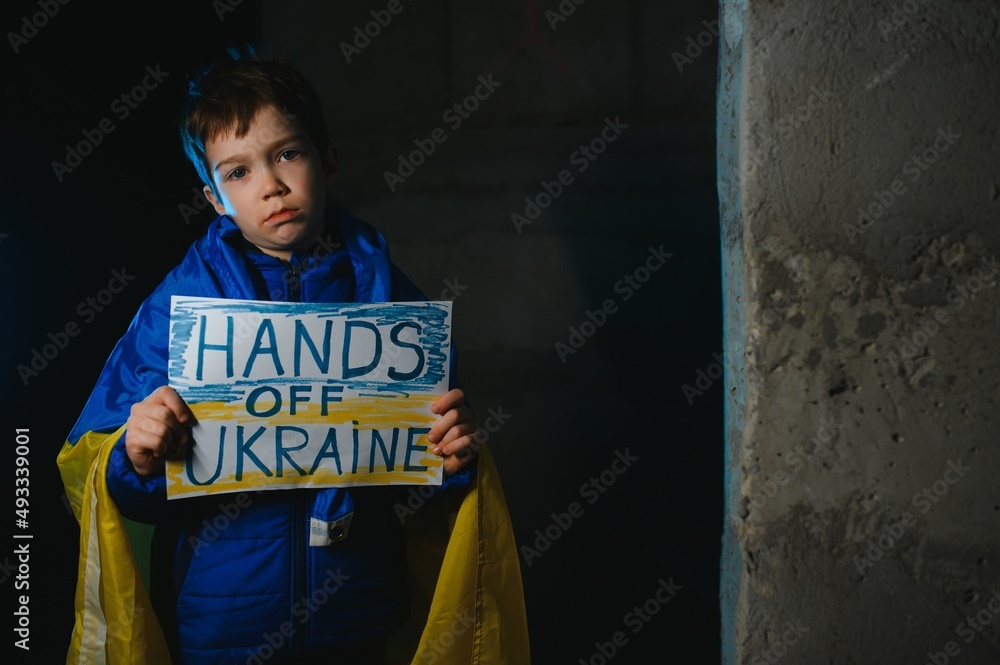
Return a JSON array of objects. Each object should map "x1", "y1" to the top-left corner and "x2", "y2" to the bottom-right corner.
[
  {"x1": 279, "y1": 149, "x2": 301, "y2": 161},
  {"x1": 227, "y1": 167, "x2": 248, "y2": 181}
]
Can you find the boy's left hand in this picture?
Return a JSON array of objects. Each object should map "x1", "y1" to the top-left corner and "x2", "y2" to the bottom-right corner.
[{"x1": 429, "y1": 388, "x2": 480, "y2": 476}]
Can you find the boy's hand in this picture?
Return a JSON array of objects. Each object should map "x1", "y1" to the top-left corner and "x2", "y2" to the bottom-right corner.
[
  {"x1": 429, "y1": 388, "x2": 480, "y2": 476},
  {"x1": 125, "y1": 386, "x2": 194, "y2": 477}
]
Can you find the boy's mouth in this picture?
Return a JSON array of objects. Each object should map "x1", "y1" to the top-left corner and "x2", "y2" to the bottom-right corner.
[{"x1": 265, "y1": 208, "x2": 300, "y2": 224}]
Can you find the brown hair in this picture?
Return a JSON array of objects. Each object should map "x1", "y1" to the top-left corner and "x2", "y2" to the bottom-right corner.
[{"x1": 178, "y1": 45, "x2": 330, "y2": 193}]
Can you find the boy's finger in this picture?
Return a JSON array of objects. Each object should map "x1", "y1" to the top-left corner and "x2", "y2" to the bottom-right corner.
[
  {"x1": 127, "y1": 430, "x2": 167, "y2": 466},
  {"x1": 431, "y1": 388, "x2": 465, "y2": 415},
  {"x1": 134, "y1": 453, "x2": 165, "y2": 477},
  {"x1": 429, "y1": 405, "x2": 474, "y2": 439},
  {"x1": 434, "y1": 423, "x2": 478, "y2": 454},
  {"x1": 443, "y1": 446, "x2": 477, "y2": 475},
  {"x1": 153, "y1": 385, "x2": 195, "y2": 423},
  {"x1": 427, "y1": 409, "x2": 461, "y2": 444}
]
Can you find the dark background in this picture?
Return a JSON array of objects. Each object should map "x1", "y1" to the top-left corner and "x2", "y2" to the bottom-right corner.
[{"x1": 1, "y1": 1, "x2": 722, "y2": 662}]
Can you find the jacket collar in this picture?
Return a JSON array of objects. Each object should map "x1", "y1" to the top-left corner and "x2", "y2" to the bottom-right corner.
[{"x1": 201, "y1": 203, "x2": 393, "y2": 303}]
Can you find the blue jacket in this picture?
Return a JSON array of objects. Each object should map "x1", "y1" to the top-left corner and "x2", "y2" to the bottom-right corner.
[{"x1": 67, "y1": 206, "x2": 474, "y2": 664}]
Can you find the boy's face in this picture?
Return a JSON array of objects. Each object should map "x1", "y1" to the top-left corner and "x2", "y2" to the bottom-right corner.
[{"x1": 203, "y1": 105, "x2": 332, "y2": 261}]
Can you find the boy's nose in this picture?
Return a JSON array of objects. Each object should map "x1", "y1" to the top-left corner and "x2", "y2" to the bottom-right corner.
[
  {"x1": 261, "y1": 170, "x2": 288, "y2": 198},
  {"x1": 263, "y1": 182, "x2": 288, "y2": 198}
]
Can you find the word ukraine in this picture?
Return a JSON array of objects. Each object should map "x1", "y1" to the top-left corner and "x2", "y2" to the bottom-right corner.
[{"x1": 166, "y1": 296, "x2": 452, "y2": 499}]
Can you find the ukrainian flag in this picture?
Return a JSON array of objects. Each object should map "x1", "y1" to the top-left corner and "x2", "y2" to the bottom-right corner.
[
  {"x1": 58, "y1": 429, "x2": 530, "y2": 664},
  {"x1": 56, "y1": 210, "x2": 531, "y2": 664}
]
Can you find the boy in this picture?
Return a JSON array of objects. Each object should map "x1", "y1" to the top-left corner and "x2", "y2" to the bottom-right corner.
[{"x1": 57, "y1": 47, "x2": 529, "y2": 665}]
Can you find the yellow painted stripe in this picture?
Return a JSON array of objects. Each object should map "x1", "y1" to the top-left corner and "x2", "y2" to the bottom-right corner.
[{"x1": 188, "y1": 393, "x2": 439, "y2": 428}]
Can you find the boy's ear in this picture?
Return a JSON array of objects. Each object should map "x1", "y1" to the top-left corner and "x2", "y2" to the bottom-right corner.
[
  {"x1": 323, "y1": 146, "x2": 339, "y2": 187},
  {"x1": 203, "y1": 185, "x2": 227, "y2": 217}
]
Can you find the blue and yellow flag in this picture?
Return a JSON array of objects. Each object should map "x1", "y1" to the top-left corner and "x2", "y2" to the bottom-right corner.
[
  {"x1": 57, "y1": 210, "x2": 530, "y2": 664},
  {"x1": 57, "y1": 429, "x2": 529, "y2": 665}
]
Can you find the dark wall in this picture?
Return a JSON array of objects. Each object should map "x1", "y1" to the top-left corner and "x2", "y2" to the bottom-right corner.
[
  {"x1": 0, "y1": 1, "x2": 722, "y2": 662},
  {"x1": 1, "y1": 3, "x2": 263, "y2": 661}
]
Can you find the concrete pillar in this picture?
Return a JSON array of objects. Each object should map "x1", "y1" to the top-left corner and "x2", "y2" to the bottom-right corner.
[{"x1": 720, "y1": 0, "x2": 1000, "y2": 662}]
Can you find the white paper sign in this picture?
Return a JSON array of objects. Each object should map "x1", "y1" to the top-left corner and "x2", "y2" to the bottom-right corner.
[{"x1": 165, "y1": 296, "x2": 452, "y2": 499}]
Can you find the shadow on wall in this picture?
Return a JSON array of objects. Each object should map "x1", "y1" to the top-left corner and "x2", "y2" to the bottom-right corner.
[
  {"x1": 258, "y1": 1, "x2": 724, "y2": 661},
  {"x1": 1, "y1": 0, "x2": 722, "y2": 662}
]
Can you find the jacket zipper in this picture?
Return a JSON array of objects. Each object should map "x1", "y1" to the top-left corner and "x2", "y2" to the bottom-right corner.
[
  {"x1": 292, "y1": 493, "x2": 307, "y2": 657},
  {"x1": 286, "y1": 262, "x2": 301, "y2": 302},
  {"x1": 289, "y1": 262, "x2": 307, "y2": 658}
]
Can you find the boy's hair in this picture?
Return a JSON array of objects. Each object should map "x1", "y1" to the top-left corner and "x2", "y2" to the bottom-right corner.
[{"x1": 179, "y1": 45, "x2": 331, "y2": 193}]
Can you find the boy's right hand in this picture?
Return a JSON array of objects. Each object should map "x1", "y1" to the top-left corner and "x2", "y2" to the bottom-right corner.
[{"x1": 125, "y1": 386, "x2": 194, "y2": 477}]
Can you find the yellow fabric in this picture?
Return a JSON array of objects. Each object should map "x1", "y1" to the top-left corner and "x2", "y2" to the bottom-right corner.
[
  {"x1": 389, "y1": 445, "x2": 531, "y2": 664},
  {"x1": 58, "y1": 429, "x2": 530, "y2": 665},
  {"x1": 57, "y1": 426, "x2": 172, "y2": 665}
]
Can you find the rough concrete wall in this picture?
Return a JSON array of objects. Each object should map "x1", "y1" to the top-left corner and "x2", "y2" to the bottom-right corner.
[{"x1": 728, "y1": 0, "x2": 1000, "y2": 663}]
